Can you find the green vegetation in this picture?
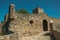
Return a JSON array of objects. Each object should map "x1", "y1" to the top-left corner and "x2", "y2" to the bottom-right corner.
[{"x1": 16, "y1": 8, "x2": 29, "y2": 14}]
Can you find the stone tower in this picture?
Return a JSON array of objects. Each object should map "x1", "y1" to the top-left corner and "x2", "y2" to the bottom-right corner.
[
  {"x1": 9, "y1": 4, "x2": 15, "y2": 19},
  {"x1": 33, "y1": 7, "x2": 44, "y2": 14}
]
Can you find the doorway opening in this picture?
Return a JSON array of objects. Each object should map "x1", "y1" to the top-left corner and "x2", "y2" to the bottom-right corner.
[{"x1": 43, "y1": 20, "x2": 48, "y2": 31}]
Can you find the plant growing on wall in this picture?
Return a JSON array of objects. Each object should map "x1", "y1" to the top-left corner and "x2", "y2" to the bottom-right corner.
[{"x1": 16, "y1": 8, "x2": 29, "y2": 14}]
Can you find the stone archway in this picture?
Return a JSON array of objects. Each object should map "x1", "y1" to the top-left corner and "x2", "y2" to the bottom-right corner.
[{"x1": 43, "y1": 20, "x2": 48, "y2": 31}]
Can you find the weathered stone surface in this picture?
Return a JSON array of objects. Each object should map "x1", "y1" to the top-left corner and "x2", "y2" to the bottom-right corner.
[
  {"x1": 0, "y1": 31, "x2": 51, "y2": 40},
  {"x1": 0, "y1": 4, "x2": 60, "y2": 40}
]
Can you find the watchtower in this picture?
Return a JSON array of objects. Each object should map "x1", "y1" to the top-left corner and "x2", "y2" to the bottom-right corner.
[
  {"x1": 9, "y1": 4, "x2": 15, "y2": 19},
  {"x1": 33, "y1": 7, "x2": 44, "y2": 14}
]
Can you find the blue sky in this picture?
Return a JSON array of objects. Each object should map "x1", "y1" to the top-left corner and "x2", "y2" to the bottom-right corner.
[{"x1": 0, "y1": 0, "x2": 60, "y2": 22}]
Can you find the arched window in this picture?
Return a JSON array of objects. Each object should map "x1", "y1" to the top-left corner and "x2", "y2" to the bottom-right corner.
[{"x1": 43, "y1": 20, "x2": 48, "y2": 31}]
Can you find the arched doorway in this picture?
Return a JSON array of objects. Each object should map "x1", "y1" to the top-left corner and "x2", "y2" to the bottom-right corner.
[{"x1": 43, "y1": 20, "x2": 48, "y2": 31}]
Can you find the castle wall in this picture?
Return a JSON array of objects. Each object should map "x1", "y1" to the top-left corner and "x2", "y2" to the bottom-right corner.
[
  {"x1": 0, "y1": 3, "x2": 60, "y2": 40},
  {"x1": 0, "y1": 32, "x2": 20, "y2": 40},
  {"x1": 0, "y1": 13, "x2": 60, "y2": 40},
  {"x1": 51, "y1": 19, "x2": 60, "y2": 40},
  {"x1": 8, "y1": 13, "x2": 51, "y2": 37},
  {"x1": 0, "y1": 32, "x2": 51, "y2": 40}
]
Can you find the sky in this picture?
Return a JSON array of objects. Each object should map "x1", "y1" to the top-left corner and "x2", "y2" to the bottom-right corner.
[{"x1": 0, "y1": 0, "x2": 60, "y2": 22}]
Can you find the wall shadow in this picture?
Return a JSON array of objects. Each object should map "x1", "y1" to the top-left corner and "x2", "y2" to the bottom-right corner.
[
  {"x1": 50, "y1": 31, "x2": 56, "y2": 40},
  {"x1": 43, "y1": 30, "x2": 60, "y2": 40},
  {"x1": 52, "y1": 30, "x2": 60, "y2": 40},
  {"x1": 2, "y1": 18, "x2": 14, "y2": 35},
  {"x1": 44, "y1": 23, "x2": 60, "y2": 40}
]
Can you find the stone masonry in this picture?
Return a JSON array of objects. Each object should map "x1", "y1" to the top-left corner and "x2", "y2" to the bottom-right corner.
[{"x1": 0, "y1": 4, "x2": 60, "y2": 40}]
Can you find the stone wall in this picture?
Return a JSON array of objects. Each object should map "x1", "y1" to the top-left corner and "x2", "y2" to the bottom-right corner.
[
  {"x1": 0, "y1": 4, "x2": 60, "y2": 40},
  {"x1": 8, "y1": 13, "x2": 51, "y2": 37},
  {"x1": 0, "y1": 31, "x2": 51, "y2": 40},
  {"x1": 0, "y1": 12, "x2": 60, "y2": 40},
  {"x1": 0, "y1": 32, "x2": 19, "y2": 40},
  {"x1": 50, "y1": 18, "x2": 60, "y2": 40}
]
